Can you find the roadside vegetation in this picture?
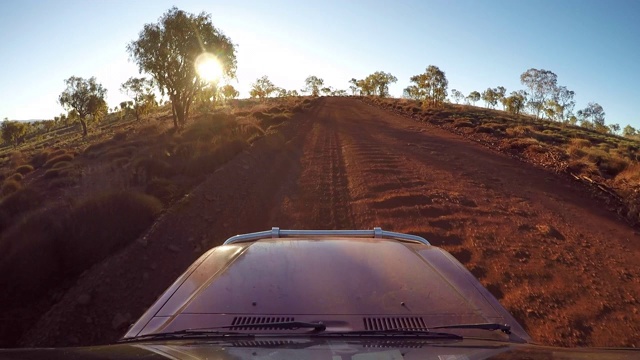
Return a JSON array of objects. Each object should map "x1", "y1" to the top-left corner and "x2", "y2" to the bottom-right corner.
[
  {"x1": 0, "y1": 6, "x2": 316, "y2": 347},
  {"x1": 0, "y1": 96, "x2": 312, "y2": 346},
  {"x1": 356, "y1": 65, "x2": 640, "y2": 225}
]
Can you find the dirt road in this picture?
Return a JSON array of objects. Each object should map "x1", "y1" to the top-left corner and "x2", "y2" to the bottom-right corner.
[{"x1": 23, "y1": 98, "x2": 639, "y2": 347}]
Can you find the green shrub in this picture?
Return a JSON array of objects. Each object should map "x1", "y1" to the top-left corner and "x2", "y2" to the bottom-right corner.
[{"x1": 14, "y1": 165, "x2": 34, "y2": 175}]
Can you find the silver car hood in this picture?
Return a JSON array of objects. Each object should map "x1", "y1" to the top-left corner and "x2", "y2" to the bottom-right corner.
[{"x1": 124, "y1": 237, "x2": 530, "y2": 342}]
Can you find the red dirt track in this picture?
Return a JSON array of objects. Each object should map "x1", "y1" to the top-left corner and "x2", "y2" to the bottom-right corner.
[{"x1": 23, "y1": 98, "x2": 639, "y2": 347}]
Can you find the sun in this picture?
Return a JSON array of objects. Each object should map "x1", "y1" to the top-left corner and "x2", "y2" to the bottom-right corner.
[{"x1": 195, "y1": 53, "x2": 223, "y2": 82}]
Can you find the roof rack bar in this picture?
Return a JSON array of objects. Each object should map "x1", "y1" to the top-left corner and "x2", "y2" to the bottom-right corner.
[{"x1": 223, "y1": 228, "x2": 430, "y2": 246}]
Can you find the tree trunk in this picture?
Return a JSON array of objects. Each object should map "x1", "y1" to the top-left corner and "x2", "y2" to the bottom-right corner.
[
  {"x1": 174, "y1": 101, "x2": 185, "y2": 128},
  {"x1": 135, "y1": 105, "x2": 141, "y2": 122},
  {"x1": 170, "y1": 99, "x2": 178, "y2": 129},
  {"x1": 80, "y1": 118, "x2": 88, "y2": 137}
]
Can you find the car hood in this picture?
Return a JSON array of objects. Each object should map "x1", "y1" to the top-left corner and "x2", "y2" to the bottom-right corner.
[
  {"x1": 0, "y1": 339, "x2": 638, "y2": 360},
  {"x1": 124, "y1": 238, "x2": 528, "y2": 342}
]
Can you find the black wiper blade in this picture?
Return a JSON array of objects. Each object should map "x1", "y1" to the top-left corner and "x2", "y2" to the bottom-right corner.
[
  {"x1": 119, "y1": 329, "x2": 250, "y2": 343},
  {"x1": 120, "y1": 321, "x2": 327, "y2": 343},
  {"x1": 430, "y1": 323, "x2": 511, "y2": 334}
]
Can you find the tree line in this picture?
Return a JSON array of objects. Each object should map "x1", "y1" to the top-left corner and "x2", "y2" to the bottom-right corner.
[{"x1": 2, "y1": 7, "x2": 639, "y2": 147}]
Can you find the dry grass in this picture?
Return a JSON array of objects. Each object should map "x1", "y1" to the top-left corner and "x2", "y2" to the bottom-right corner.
[
  {"x1": 59, "y1": 191, "x2": 163, "y2": 274},
  {"x1": 0, "y1": 98, "x2": 306, "y2": 332},
  {"x1": 365, "y1": 96, "x2": 640, "y2": 222},
  {"x1": 6, "y1": 173, "x2": 23, "y2": 182},
  {"x1": 0, "y1": 191, "x2": 162, "y2": 298},
  {"x1": 0, "y1": 188, "x2": 40, "y2": 231},
  {"x1": 145, "y1": 178, "x2": 183, "y2": 206}
]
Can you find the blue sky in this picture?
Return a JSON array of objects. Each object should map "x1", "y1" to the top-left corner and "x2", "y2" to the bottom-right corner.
[{"x1": 0, "y1": 0, "x2": 639, "y2": 128}]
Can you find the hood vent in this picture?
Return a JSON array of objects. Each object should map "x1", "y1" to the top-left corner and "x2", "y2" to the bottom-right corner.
[
  {"x1": 363, "y1": 340, "x2": 424, "y2": 348},
  {"x1": 230, "y1": 340, "x2": 300, "y2": 347},
  {"x1": 230, "y1": 316, "x2": 294, "y2": 330},
  {"x1": 363, "y1": 317, "x2": 426, "y2": 331}
]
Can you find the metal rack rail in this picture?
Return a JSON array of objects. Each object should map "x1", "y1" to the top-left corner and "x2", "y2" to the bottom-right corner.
[{"x1": 223, "y1": 227, "x2": 430, "y2": 246}]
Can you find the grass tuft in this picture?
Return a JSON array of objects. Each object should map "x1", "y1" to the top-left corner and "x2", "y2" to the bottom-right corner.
[
  {"x1": 1, "y1": 179, "x2": 21, "y2": 196},
  {"x1": 44, "y1": 153, "x2": 73, "y2": 168},
  {"x1": 14, "y1": 165, "x2": 34, "y2": 175}
]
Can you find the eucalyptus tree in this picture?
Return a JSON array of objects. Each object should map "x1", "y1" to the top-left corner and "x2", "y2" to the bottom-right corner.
[
  {"x1": 121, "y1": 77, "x2": 156, "y2": 121},
  {"x1": 249, "y1": 76, "x2": 277, "y2": 99},
  {"x1": 304, "y1": 76, "x2": 325, "y2": 97},
  {"x1": 127, "y1": 7, "x2": 237, "y2": 128},
  {"x1": 520, "y1": 68, "x2": 558, "y2": 119},
  {"x1": 58, "y1": 76, "x2": 107, "y2": 136},
  {"x1": 406, "y1": 66, "x2": 448, "y2": 107}
]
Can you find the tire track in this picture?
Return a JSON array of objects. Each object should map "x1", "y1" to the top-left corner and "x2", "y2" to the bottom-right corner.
[{"x1": 286, "y1": 103, "x2": 354, "y2": 229}]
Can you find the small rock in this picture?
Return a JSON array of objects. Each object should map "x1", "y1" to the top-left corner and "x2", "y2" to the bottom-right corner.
[
  {"x1": 77, "y1": 293, "x2": 91, "y2": 306},
  {"x1": 150, "y1": 263, "x2": 157, "y2": 270},
  {"x1": 167, "y1": 245, "x2": 180, "y2": 253},
  {"x1": 112, "y1": 313, "x2": 131, "y2": 331}
]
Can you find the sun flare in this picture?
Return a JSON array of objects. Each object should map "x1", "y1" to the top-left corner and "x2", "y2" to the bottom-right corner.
[{"x1": 195, "y1": 53, "x2": 223, "y2": 82}]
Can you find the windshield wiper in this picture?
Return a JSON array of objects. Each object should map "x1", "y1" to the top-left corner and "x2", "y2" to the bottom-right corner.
[
  {"x1": 430, "y1": 323, "x2": 511, "y2": 334},
  {"x1": 121, "y1": 321, "x2": 327, "y2": 343},
  {"x1": 319, "y1": 323, "x2": 510, "y2": 339},
  {"x1": 119, "y1": 329, "x2": 252, "y2": 343}
]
